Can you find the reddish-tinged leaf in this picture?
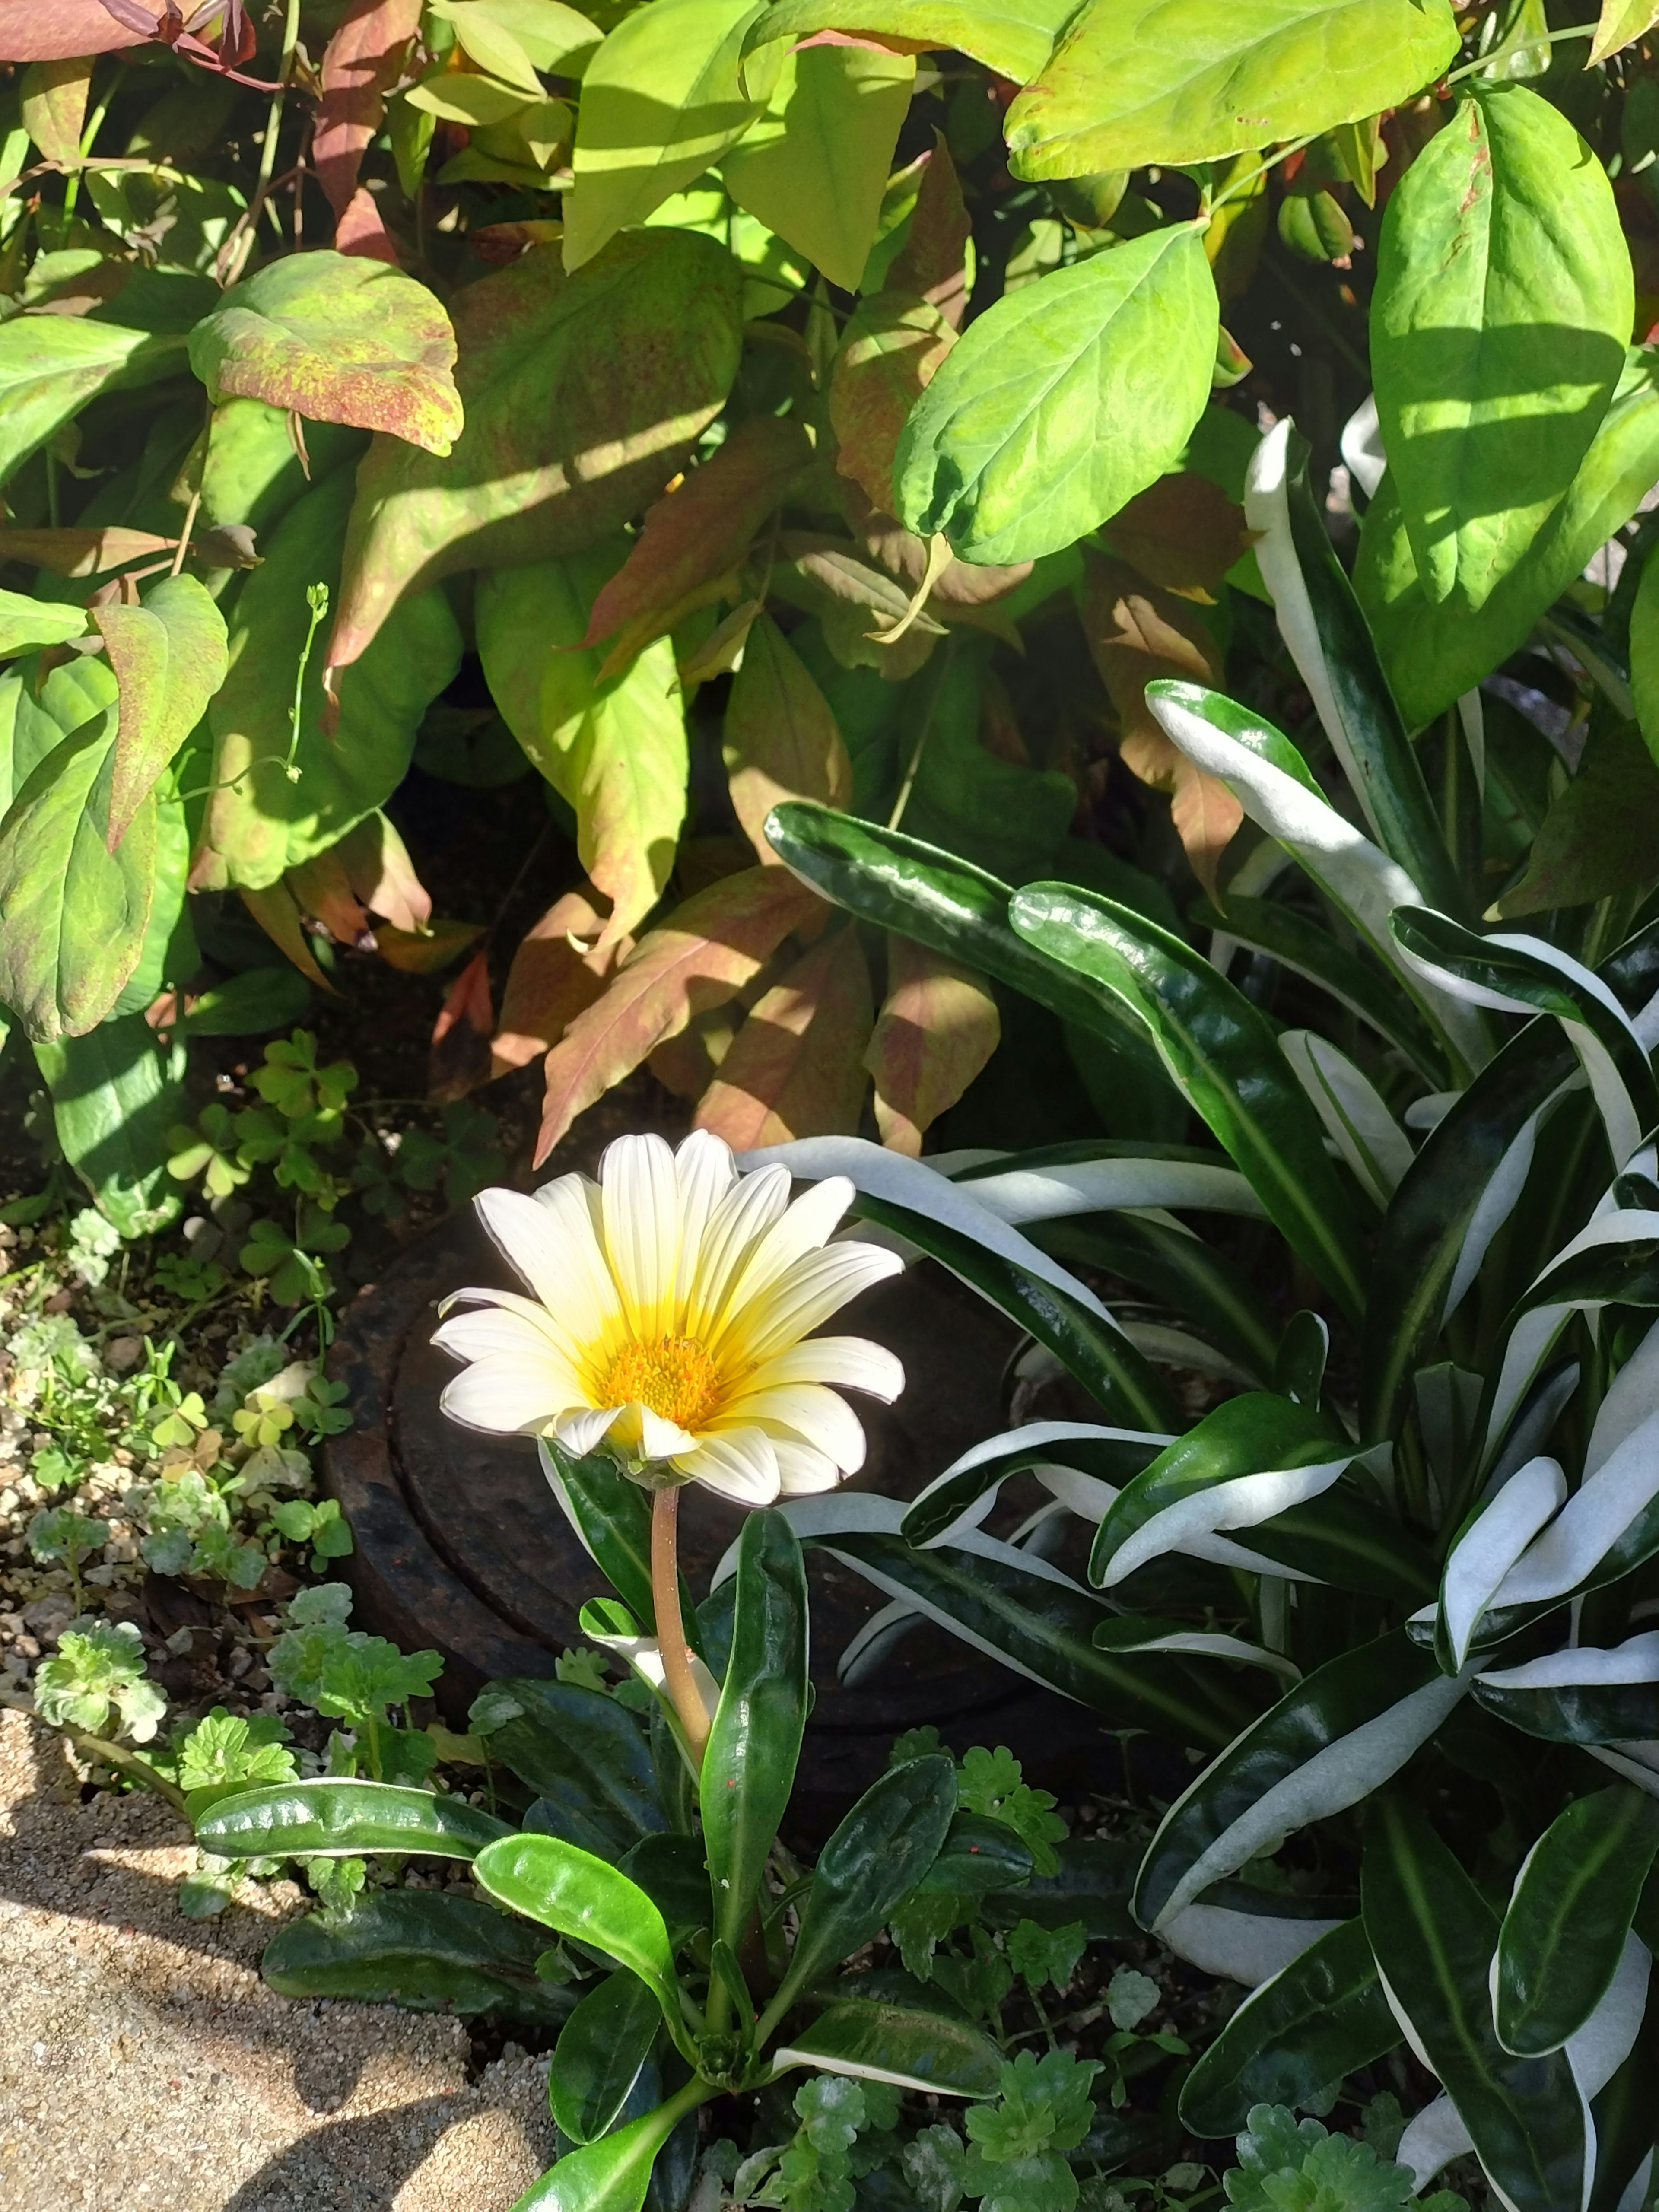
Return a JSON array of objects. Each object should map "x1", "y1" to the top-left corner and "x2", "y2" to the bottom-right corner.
[
  {"x1": 334, "y1": 809, "x2": 431, "y2": 933},
  {"x1": 286, "y1": 850, "x2": 373, "y2": 946},
  {"x1": 96, "y1": 575, "x2": 229, "y2": 851},
  {"x1": 582, "y1": 416, "x2": 812, "y2": 670},
  {"x1": 325, "y1": 233, "x2": 742, "y2": 683},
  {"x1": 334, "y1": 185, "x2": 401, "y2": 264},
  {"x1": 492, "y1": 886, "x2": 626, "y2": 1077},
  {"x1": 314, "y1": 0, "x2": 424, "y2": 216},
  {"x1": 21, "y1": 55, "x2": 91, "y2": 165},
  {"x1": 240, "y1": 883, "x2": 337, "y2": 992},
  {"x1": 888, "y1": 132, "x2": 971, "y2": 328},
  {"x1": 431, "y1": 947, "x2": 495, "y2": 1101},
  {"x1": 0, "y1": 526, "x2": 175, "y2": 575},
  {"x1": 695, "y1": 925, "x2": 874, "y2": 1149},
  {"x1": 722, "y1": 612, "x2": 853, "y2": 864},
  {"x1": 0, "y1": 2, "x2": 154, "y2": 61},
  {"x1": 830, "y1": 290, "x2": 954, "y2": 518},
  {"x1": 375, "y1": 917, "x2": 486, "y2": 972},
  {"x1": 649, "y1": 1006, "x2": 737, "y2": 1099},
  {"x1": 1083, "y1": 552, "x2": 1242, "y2": 896},
  {"x1": 1102, "y1": 471, "x2": 1254, "y2": 600},
  {"x1": 847, "y1": 489, "x2": 1031, "y2": 610},
  {"x1": 534, "y1": 866, "x2": 822, "y2": 1162},
  {"x1": 865, "y1": 932, "x2": 1000, "y2": 1156},
  {"x1": 188, "y1": 252, "x2": 462, "y2": 458}
]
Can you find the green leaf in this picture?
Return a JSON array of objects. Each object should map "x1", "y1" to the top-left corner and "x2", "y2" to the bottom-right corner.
[
  {"x1": 893, "y1": 225, "x2": 1217, "y2": 565},
  {"x1": 548, "y1": 1968, "x2": 663, "y2": 2143},
  {"x1": 472, "y1": 1832, "x2": 687, "y2": 2051},
  {"x1": 95, "y1": 575, "x2": 228, "y2": 851},
  {"x1": 0, "y1": 587, "x2": 86, "y2": 659},
  {"x1": 0, "y1": 272, "x2": 210, "y2": 486},
  {"x1": 197, "y1": 395, "x2": 368, "y2": 546},
  {"x1": 189, "y1": 251, "x2": 462, "y2": 457},
  {"x1": 261, "y1": 1888, "x2": 578, "y2": 2024},
  {"x1": 482, "y1": 1677, "x2": 665, "y2": 1856},
  {"x1": 563, "y1": 0, "x2": 780, "y2": 269},
  {"x1": 509, "y1": 2080, "x2": 712, "y2": 2211},
  {"x1": 900, "y1": 1426, "x2": 1163, "y2": 1551},
  {"x1": 1040, "y1": 1212, "x2": 1281, "y2": 1383},
  {"x1": 1005, "y1": 0, "x2": 1457, "y2": 178},
  {"x1": 722, "y1": 44, "x2": 914, "y2": 292},
  {"x1": 1133, "y1": 1632, "x2": 1465, "y2": 1931},
  {"x1": 34, "y1": 1014, "x2": 185, "y2": 1236},
  {"x1": 702, "y1": 1509, "x2": 809, "y2": 1958},
  {"x1": 1362, "y1": 1796, "x2": 1586, "y2": 2212},
  {"x1": 1492, "y1": 1785, "x2": 1659, "y2": 2057},
  {"x1": 195, "y1": 1778, "x2": 512, "y2": 1860},
  {"x1": 326, "y1": 235, "x2": 742, "y2": 680},
  {"x1": 775, "y1": 1986, "x2": 1004, "y2": 2098},
  {"x1": 1357, "y1": 347, "x2": 1659, "y2": 730},
  {"x1": 744, "y1": 0, "x2": 1075, "y2": 84},
  {"x1": 475, "y1": 550, "x2": 687, "y2": 947},
  {"x1": 763, "y1": 801, "x2": 1165, "y2": 1074},
  {"x1": 194, "y1": 469, "x2": 462, "y2": 891},
  {"x1": 0, "y1": 682, "x2": 157, "y2": 1040},
  {"x1": 1223, "y1": 2103, "x2": 1452, "y2": 2212},
  {"x1": 1372, "y1": 88, "x2": 1630, "y2": 615},
  {"x1": 1008, "y1": 882, "x2": 1369, "y2": 1318},
  {"x1": 900, "y1": 641, "x2": 1077, "y2": 885},
  {"x1": 1179, "y1": 1920, "x2": 1398, "y2": 2137}
]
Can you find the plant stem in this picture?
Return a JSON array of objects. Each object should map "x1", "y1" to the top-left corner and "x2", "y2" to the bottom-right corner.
[{"x1": 651, "y1": 1485, "x2": 709, "y2": 1769}]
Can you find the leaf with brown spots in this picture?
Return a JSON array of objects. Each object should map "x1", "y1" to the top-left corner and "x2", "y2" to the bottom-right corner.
[
  {"x1": 95, "y1": 575, "x2": 228, "y2": 851},
  {"x1": 20, "y1": 54, "x2": 91, "y2": 165},
  {"x1": 534, "y1": 865, "x2": 822, "y2": 1162},
  {"x1": 695, "y1": 925, "x2": 874, "y2": 1149},
  {"x1": 0, "y1": 526, "x2": 175, "y2": 575},
  {"x1": 1103, "y1": 471, "x2": 1254, "y2": 600},
  {"x1": 887, "y1": 132, "x2": 971, "y2": 328},
  {"x1": 865, "y1": 932, "x2": 999, "y2": 1156},
  {"x1": 314, "y1": 0, "x2": 425, "y2": 218},
  {"x1": 722, "y1": 612, "x2": 853, "y2": 864},
  {"x1": 430, "y1": 947, "x2": 495, "y2": 1101},
  {"x1": 830, "y1": 289, "x2": 954, "y2": 518},
  {"x1": 581, "y1": 414, "x2": 811, "y2": 677},
  {"x1": 188, "y1": 251, "x2": 463, "y2": 458},
  {"x1": 491, "y1": 886, "x2": 628, "y2": 1077},
  {"x1": 1083, "y1": 551, "x2": 1241, "y2": 895},
  {"x1": 324, "y1": 232, "x2": 742, "y2": 683}
]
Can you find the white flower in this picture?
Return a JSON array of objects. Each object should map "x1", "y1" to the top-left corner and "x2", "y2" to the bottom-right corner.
[{"x1": 434, "y1": 1130, "x2": 905, "y2": 1508}]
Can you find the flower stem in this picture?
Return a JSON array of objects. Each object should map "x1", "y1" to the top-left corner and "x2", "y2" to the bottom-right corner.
[{"x1": 651, "y1": 1486, "x2": 709, "y2": 1770}]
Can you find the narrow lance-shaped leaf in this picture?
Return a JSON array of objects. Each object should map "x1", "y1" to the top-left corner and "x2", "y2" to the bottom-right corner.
[
  {"x1": 509, "y1": 2079, "x2": 712, "y2": 2212},
  {"x1": 1279, "y1": 1030, "x2": 1414, "y2": 1208},
  {"x1": 195, "y1": 1777, "x2": 513, "y2": 1859},
  {"x1": 1036, "y1": 1212, "x2": 1280, "y2": 1384},
  {"x1": 260, "y1": 1888, "x2": 578, "y2": 2025},
  {"x1": 1008, "y1": 881, "x2": 1369, "y2": 1317},
  {"x1": 547, "y1": 1968, "x2": 663, "y2": 2145},
  {"x1": 772, "y1": 1990, "x2": 1002, "y2": 2099}
]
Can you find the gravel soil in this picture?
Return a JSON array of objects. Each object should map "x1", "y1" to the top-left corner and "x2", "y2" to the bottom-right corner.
[{"x1": 0, "y1": 1710, "x2": 559, "y2": 2212}]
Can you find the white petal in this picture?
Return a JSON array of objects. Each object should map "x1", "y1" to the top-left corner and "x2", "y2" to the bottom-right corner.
[
  {"x1": 676, "y1": 1427, "x2": 781, "y2": 1506},
  {"x1": 719, "y1": 1242, "x2": 904, "y2": 1365},
  {"x1": 440, "y1": 1357, "x2": 569, "y2": 1435},
  {"x1": 478, "y1": 1182, "x2": 620, "y2": 1360},
  {"x1": 772, "y1": 1437, "x2": 844, "y2": 1495},
  {"x1": 673, "y1": 1130, "x2": 737, "y2": 1316},
  {"x1": 639, "y1": 1405, "x2": 700, "y2": 1461},
  {"x1": 554, "y1": 1404, "x2": 625, "y2": 1456},
  {"x1": 681, "y1": 1163, "x2": 792, "y2": 1339},
  {"x1": 721, "y1": 1383, "x2": 868, "y2": 1474},
  {"x1": 747, "y1": 1335, "x2": 904, "y2": 1402},
  {"x1": 715, "y1": 1176, "x2": 855, "y2": 1332},
  {"x1": 599, "y1": 1132, "x2": 680, "y2": 1341}
]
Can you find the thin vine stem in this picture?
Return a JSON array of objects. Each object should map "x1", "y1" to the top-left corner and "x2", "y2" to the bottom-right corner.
[{"x1": 1443, "y1": 19, "x2": 1596, "y2": 90}]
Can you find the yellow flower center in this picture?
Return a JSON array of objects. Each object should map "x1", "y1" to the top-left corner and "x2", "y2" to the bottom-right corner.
[{"x1": 601, "y1": 1335, "x2": 721, "y2": 1432}]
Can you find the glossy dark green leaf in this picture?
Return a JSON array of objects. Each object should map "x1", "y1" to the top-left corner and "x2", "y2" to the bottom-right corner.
[
  {"x1": 510, "y1": 2080, "x2": 712, "y2": 2212},
  {"x1": 617, "y1": 1834, "x2": 712, "y2": 1949},
  {"x1": 772, "y1": 1989, "x2": 1003, "y2": 2098},
  {"x1": 1363, "y1": 1796, "x2": 1587, "y2": 2212},
  {"x1": 766, "y1": 1755, "x2": 957, "y2": 2017},
  {"x1": 1192, "y1": 890, "x2": 1449, "y2": 1085},
  {"x1": 1008, "y1": 883, "x2": 1368, "y2": 1316},
  {"x1": 1133, "y1": 1632, "x2": 1462, "y2": 1930},
  {"x1": 548, "y1": 1968, "x2": 664, "y2": 2144},
  {"x1": 1587, "y1": 1955, "x2": 1659, "y2": 2212},
  {"x1": 1178, "y1": 1919, "x2": 1398, "y2": 2138},
  {"x1": 900, "y1": 1428, "x2": 1162, "y2": 1550},
  {"x1": 701, "y1": 1509, "x2": 807, "y2": 1961},
  {"x1": 851, "y1": 1191, "x2": 1179, "y2": 1431},
  {"x1": 1372, "y1": 87, "x2": 1630, "y2": 618},
  {"x1": 196, "y1": 1778, "x2": 513, "y2": 1860},
  {"x1": 1090, "y1": 1392, "x2": 1350, "y2": 1589},
  {"x1": 1493, "y1": 1786, "x2": 1659, "y2": 2057},
  {"x1": 1239, "y1": 1484, "x2": 1438, "y2": 1604},
  {"x1": 763, "y1": 800, "x2": 1164, "y2": 1074},
  {"x1": 472, "y1": 1833, "x2": 686, "y2": 2050},
  {"x1": 811, "y1": 1527, "x2": 1253, "y2": 1751},
  {"x1": 916, "y1": 1810, "x2": 1035, "y2": 1896},
  {"x1": 1275, "y1": 1310, "x2": 1330, "y2": 1408},
  {"x1": 484, "y1": 1678, "x2": 664, "y2": 1856},
  {"x1": 980, "y1": 1835, "x2": 1138, "y2": 1938},
  {"x1": 1034, "y1": 1212, "x2": 1279, "y2": 1384},
  {"x1": 260, "y1": 1890, "x2": 577, "y2": 2024},
  {"x1": 542, "y1": 1441, "x2": 704, "y2": 1657},
  {"x1": 34, "y1": 1012, "x2": 185, "y2": 1237},
  {"x1": 1471, "y1": 1674, "x2": 1659, "y2": 1745}
]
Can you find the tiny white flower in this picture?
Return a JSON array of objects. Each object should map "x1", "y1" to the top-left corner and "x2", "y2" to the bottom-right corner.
[{"x1": 433, "y1": 1130, "x2": 905, "y2": 1509}]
